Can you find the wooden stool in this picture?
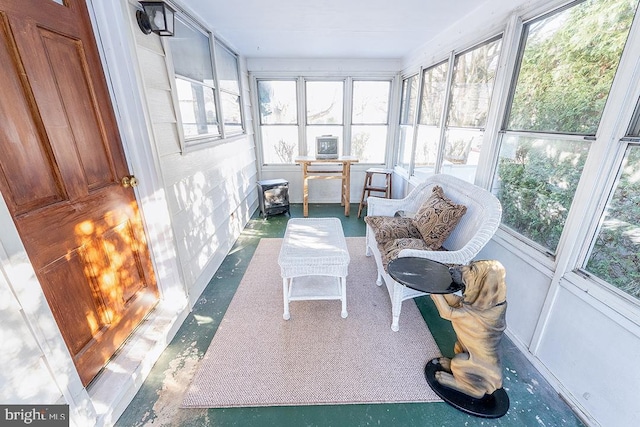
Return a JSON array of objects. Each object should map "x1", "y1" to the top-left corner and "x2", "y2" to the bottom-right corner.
[{"x1": 357, "y1": 168, "x2": 393, "y2": 218}]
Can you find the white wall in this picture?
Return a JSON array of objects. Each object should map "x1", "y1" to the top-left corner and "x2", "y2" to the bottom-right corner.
[{"x1": 132, "y1": 5, "x2": 259, "y2": 305}]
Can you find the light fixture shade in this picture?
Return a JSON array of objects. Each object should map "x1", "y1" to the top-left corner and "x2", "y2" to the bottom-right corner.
[{"x1": 138, "y1": 1, "x2": 175, "y2": 36}]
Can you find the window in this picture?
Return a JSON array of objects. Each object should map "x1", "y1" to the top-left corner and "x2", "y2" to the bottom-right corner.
[
  {"x1": 492, "y1": 0, "x2": 636, "y2": 253},
  {"x1": 583, "y1": 99, "x2": 640, "y2": 301},
  {"x1": 350, "y1": 81, "x2": 390, "y2": 163},
  {"x1": 397, "y1": 74, "x2": 419, "y2": 170},
  {"x1": 306, "y1": 81, "x2": 344, "y2": 157},
  {"x1": 397, "y1": 36, "x2": 501, "y2": 182},
  {"x1": 442, "y1": 37, "x2": 501, "y2": 182},
  {"x1": 256, "y1": 76, "x2": 392, "y2": 165},
  {"x1": 215, "y1": 40, "x2": 244, "y2": 135},
  {"x1": 167, "y1": 15, "x2": 244, "y2": 151},
  {"x1": 257, "y1": 80, "x2": 298, "y2": 164},
  {"x1": 584, "y1": 144, "x2": 640, "y2": 300},
  {"x1": 414, "y1": 61, "x2": 449, "y2": 176}
]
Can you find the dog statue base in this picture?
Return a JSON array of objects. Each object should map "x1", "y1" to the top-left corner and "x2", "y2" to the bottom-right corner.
[{"x1": 425, "y1": 358, "x2": 509, "y2": 418}]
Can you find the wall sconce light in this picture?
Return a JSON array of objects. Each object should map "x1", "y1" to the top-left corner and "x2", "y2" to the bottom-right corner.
[{"x1": 136, "y1": 1, "x2": 176, "y2": 36}]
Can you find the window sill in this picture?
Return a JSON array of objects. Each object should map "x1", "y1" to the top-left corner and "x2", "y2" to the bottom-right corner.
[{"x1": 181, "y1": 131, "x2": 247, "y2": 155}]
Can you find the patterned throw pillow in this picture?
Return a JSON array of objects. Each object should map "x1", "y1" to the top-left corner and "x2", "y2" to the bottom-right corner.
[
  {"x1": 411, "y1": 185, "x2": 467, "y2": 249},
  {"x1": 364, "y1": 216, "x2": 423, "y2": 244}
]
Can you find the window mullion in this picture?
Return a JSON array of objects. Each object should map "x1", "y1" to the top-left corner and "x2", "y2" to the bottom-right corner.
[
  {"x1": 210, "y1": 38, "x2": 223, "y2": 139},
  {"x1": 435, "y1": 50, "x2": 456, "y2": 173},
  {"x1": 297, "y1": 76, "x2": 306, "y2": 156},
  {"x1": 344, "y1": 77, "x2": 353, "y2": 156},
  {"x1": 407, "y1": 71, "x2": 424, "y2": 176}
]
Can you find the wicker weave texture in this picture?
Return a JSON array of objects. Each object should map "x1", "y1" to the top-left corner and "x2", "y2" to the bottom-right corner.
[
  {"x1": 278, "y1": 218, "x2": 350, "y2": 278},
  {"x1": 365, "y1": 174, "x2": 502, "y2": 331}
]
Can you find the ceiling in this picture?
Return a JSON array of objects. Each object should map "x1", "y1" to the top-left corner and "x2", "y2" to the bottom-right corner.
[{"x1": 183, "y1": 0, "x2": 497, "y2": 59}]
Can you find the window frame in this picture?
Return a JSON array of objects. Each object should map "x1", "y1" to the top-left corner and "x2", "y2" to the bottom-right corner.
[
  {"x1": 164, "y1": 11, "x2": 245, "y2": 154},
  {"x1": 397, "y1": 34, "x2": 503, "y2": 183},
  {"x1": 214, "y1": 39, "x2": 245, "y2": 137},
  {"x1": 253, "y1": 73, "x2": 395, "y2": 166},
  {"x1": 490, "y1": 0, "x2": 636, "y2": 258}
]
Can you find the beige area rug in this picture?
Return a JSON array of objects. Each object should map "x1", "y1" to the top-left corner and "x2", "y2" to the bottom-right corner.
[{"x1": 181, "y1": 237, "x2": 442, "y2": 408}]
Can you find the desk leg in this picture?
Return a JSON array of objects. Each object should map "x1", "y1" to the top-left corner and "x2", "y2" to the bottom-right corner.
[
  {"x1": 302, "y1": 163, "x2": 309, "y2": 217},
  {"x1": 344, "y1": 161, "x2": 351, "y2": 216},
  {"x1": 340, "y1": 163, "x2": 346, "y2": 207}
]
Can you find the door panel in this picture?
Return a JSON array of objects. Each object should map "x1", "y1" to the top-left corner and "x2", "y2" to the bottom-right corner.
[
  {"x1": 40, "y1": 30, "x2": 115, "y2": 190},
  {"x1": 0, "y1": 18, "x2": 64, "y2": 213},
  {"x1": 0, "y1": 0, "x2": 159, "y2": 386}
]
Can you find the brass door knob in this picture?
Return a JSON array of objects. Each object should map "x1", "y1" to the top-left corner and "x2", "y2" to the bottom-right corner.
[{"x1": 121, "y1": 175, "x2": 139, "y2": 188}]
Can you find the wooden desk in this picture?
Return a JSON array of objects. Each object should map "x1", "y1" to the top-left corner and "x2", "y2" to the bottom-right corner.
[{"x1": 295, "y1": 156, "x2": 359, "y2": 217}]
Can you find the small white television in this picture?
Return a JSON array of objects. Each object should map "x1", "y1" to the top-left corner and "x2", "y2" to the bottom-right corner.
[{"x1": 315, "y1": 135, "x2": 339, "y2": 159}]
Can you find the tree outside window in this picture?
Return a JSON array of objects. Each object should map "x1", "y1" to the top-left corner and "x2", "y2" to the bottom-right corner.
[{"x1": 494, "y1": 0, "x2": 637, "y2": 253}]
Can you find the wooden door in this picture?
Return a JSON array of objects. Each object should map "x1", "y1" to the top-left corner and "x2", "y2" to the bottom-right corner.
[{"x1": 0, "y1": 0, "x2": 159, "y2": 386}]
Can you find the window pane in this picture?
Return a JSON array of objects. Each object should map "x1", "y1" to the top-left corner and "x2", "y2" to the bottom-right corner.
[
  {"x1": 398, "y1": 125, "x2": 414, "y2": 169},
  {"x1": 448, "y1": 38, "x2": 501, "y2": 128},
  {"x1": 261, "y1": 126, "x2": 299, "y2": 164},
  {"x1": 214, "y1": 41, "x2": 240, "y2": 93},
  {"x1": 258, "y1": 80, "x2": 297, "y2": 125},
  {"x1": 400, "y1": 75, "x2": 419, "y2": 125},
  {"x1": 494, "y1": 134, "x2": 589, "y2": 251},
  {"x1": 352, "y1": 81, "x2": 390, "y2": 124},
  {"x1": 175, "y1": 78, "x2": 219, "y2": 138},
  {"x1": 507, "y1": 0, "x2": 636, "y2": 134},
  {"x1": 306, "y1": 81, "x2": 343, "y2": 124},
  {"x1": 168, "y1": 18, "x2": 214, "y2": 85},
  {"x1": 414, "y1": 125, "x2": 439, "y2": 168},
  {"x1": 441, "y1": 128, "x2": 485, "y2": 183},
  {"x1": 351, "y1": 125, "x2": 387, "y2": 163},
  {"x1": 419, "y1": 62, "x2": 448, "y2": 126},
  {"x1": 585, "y1": 146, "x2": 640, "y2": 300},
  {"x1": 220, "y1": 92, "x2": 242, "y2": 128},
  {"x1": 306, "y1": 126, "x2": 343, "y2": 157}
]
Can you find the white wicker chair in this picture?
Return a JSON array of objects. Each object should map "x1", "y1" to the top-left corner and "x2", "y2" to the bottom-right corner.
[{"x1": 365, "y1": 174, "x2": 502, "y2": 331}]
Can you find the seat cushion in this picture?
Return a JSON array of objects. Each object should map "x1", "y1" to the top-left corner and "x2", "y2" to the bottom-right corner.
[
  {"x1": 379, "y1": 238, "x2": 430, "y2": 271},
  {"x1": 364, "y1": 216, "x2": 423, "y2": 243},
  {"x1": 412, "y1": 185, "x2": 467, "y2": 249}
]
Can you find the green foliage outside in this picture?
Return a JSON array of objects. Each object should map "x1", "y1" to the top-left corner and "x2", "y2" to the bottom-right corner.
[
  {"x1": 497, "y1": 0, "x2": 640, "y2": 298},
  {"x1": 498, "y1": 137, "x2": 589, "y2": 250},
  {"x1": 585, "y1": 147, "x2": 640, "y2": 299}
]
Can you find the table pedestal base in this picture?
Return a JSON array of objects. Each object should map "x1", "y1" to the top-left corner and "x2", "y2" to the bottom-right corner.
[{"x1": 425, "y1": 358, "x2": 509, "y2": 418}]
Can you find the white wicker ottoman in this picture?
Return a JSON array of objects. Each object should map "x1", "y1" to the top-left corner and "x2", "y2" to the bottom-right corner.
[{"x1": 278, "y1": 218, "x2": 350, "y2": 320}]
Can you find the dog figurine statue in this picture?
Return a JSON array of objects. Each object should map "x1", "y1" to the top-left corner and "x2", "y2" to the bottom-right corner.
[{"x1": 430, "y1": 260, "x2": 507, "y2": 399}]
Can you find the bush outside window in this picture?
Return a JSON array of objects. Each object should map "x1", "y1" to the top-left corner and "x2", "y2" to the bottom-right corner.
[
  {"x1": 584, "y1": 144, "x2": 640, "y2": 300},
  {"x1": 493, "y1": 0, "x2": 637, "y2": 253}
]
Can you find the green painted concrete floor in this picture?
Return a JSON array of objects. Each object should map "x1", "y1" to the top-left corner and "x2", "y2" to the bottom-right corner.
[{"x1": 116, "y1": 204, "x2": 586, "y2": 427}]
